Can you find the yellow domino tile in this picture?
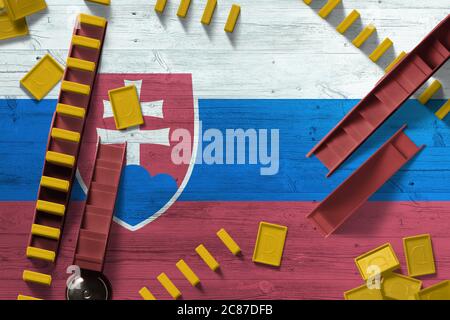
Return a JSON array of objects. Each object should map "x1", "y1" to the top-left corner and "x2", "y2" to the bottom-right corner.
[
  {"x1": 403, "y1": 234, "x2": 436, "y2": 277},
  {"x1": 217, "y1": 228, "x2": 241, "y2": 255},
  {"x1": 40, "y1": 176, "x2": 70, "y2": 193},
  {"x1": 382, "y1": 273, "x2": 422, "y2": 300},
  {"x1": 4, "y1": 0, "x2": 47, "y2": 21},
  {"x1": 17, "y1": 294, "x2": 42, "y2": 300},
  {"x1": 157, "y1": 273, "x2": 181, "y2": 299},
  {"x1": 22, "y1": 270, "x2": 52, "y2": 286},
  {"x1": 201, "y1": 0, "x2": 217, "y2": 25},
  {"x1": 252, "y1": 222, "x2": 287, "y2": 267},
  {"x1": 177, "y1": 0, "x2": 191, "y2": 18},
  {"x1": 369, "y1": 38, "x2": 393, "y2": 62},
  {"x1": 51, "y1": 128, "x2": 81, "y2": 143},
  {"x1": 355, "y1": 243, "x2": 400, "y2": 280},
  {"x1": 61, "y1": 81, "x2": 91, "y2": 96},
  {"x1": 67, "y1": 57, "x2": 96, "y2": 72},
  {"x1": 139, "y1": 287, "x2": 156, "y2": 300},
  {"x1": 56, "y1": 103, "x2": 86, "y2": 119},
  {"x1": 416, "y1": 280, "x2": 450, "y2": 300},
  {"x1": 195, "y1": 244, "x2": 220, "y2": 271},
  {"x1": 72, "y1": 35, "x2": 101, "y2": 50},
  {"x1": 26, "y1": 246, "x2": 55, "y2": 262},
  {"x1": 46, "y1": 151, "x2": 75, "y2": 168},
  {"x1": 176, "y1": 259, "x2": 200, "y2": 286},
  {"x1": 108, "y1": 85, "x2": 144, "y2": 130},
  {"x1": 20, "y1": 54, "x2": 64, "y2": 101},
  {"x1": 31, "y1": 223, "x2": 61, "y2": 240},
  {"x1": 155, "y1": 0, "x2": 167, "y2": 13},
  {"x1": 79, "y1": 13, "x2": 107, "y2": 28},
  {"x1": 352, "y1": 24, "x2": 376, "y2": 48},
  {"x1": 318, "y1": 0, "x2": 341, "y2": 19},
  {"x1": 36, "y1": 200, "x2": 66, "y2": 216},
  {"x1": 86, "y1": 0, "x2": 110, "y2": 6},
  {"x1": 336, "y1": 10, "x2": 360, "y2": 34},
  {"x1": 0, "y1": 12, "x2": 28, "y2": 40},
  {"x1": 385, "y1": 51, "x2": 407, "y2": 73},
  {"x1": 344, "y1": 284, "x2": 384, "y2": 300},
  {"x1": 303, "y1": 0, "x2": 312, "y2": 4},
  {"x1": 435, "y1": 99, "x2": 450, "y2": 120},
  {"x1": 224, "y1": 4, "x2": 240, "y2": 33},
  {"x1": 418, "y1": 80, "x2": 442, "y2": 105}
]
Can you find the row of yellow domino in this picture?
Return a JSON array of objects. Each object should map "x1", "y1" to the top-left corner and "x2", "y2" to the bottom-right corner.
[
  {"x1": 155, "y1": 0, "x2": 241, "y2": 33},
  {"x1": 139, "y1": 228, "x2": 241, "y2": 300},
  {"x1": 304, "y1": 0, "x2": 450, "y2": 120},
  {"x1": 140, "y1": 221, "x2": 288, "y2": 300}
]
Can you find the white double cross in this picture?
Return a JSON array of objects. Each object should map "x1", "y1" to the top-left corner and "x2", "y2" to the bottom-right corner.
[{"x1": 97, "y1": 80, "x2": 171, "y2": 165}]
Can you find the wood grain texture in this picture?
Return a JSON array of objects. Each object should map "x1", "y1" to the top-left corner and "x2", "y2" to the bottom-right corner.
[
  {"x1": 2, "y1": 200, "x2": 450, "y2": 300},
  {"x1": 1, "y1": 0, "x2": 450, "y2": 301},
  {"x1": 0, "y1": 0, "x2": 449, "y2": 99}
]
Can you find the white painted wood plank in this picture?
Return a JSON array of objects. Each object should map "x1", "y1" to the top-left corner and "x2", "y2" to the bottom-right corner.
[{"x1": 0, "y1": 0, "x2": 449, "y2": 98}]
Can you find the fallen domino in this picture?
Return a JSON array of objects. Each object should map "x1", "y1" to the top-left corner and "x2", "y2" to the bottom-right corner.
[
  {"x1": 36, "y1": 199, "x2": 66, "y2": 217},
  {"x1": 87, "y1": 0, "x2": 111, "y2": 5},
  {"x1": 176, "y1": 259, "x2": 200, "y2": 287},
  {"x1": 26, "y1": 246, "x2": 55, "y2": 262},
  {"x1": 17, "y1": 294, "x2": 42, "y2": 300},
  {"x1": 195, "y1": 244, "x2": 220, "y2": 271},
  {"x1": 418, "y1": 80, "x2": 442, "y2": 105},
  {"x1": 67, "y1": 57, "x2": 96, "y2": 72},
  {"x1": 35, "y1": 199, "x2": 67, "y2": 216},
  {"x1": 56, "y1": 103, "x2": 86, "y2": 119},
  {"x1": 139, "y1": 287, "x2": 157, "y2": 300},
  {"x1": 201, "y1": 0, "x2": 217, "y2": 25},
  {"x1": 369, "y1": 38, "x2": 393, "y2": 62},
  {"x1": 352, "y1": 24, "x2": 376, "y2": 48},
  {"x1": 155, "y1": 0, "x2": 168, "y2": 13},
  {"x1": 217, "y1": 228, "x2": 241, "y2": 255},
  {"x1": 318, "y1": 0, "x2": 341, "y2": 19},
  {"x1": 157, "y1": 273, "x2": 182, "y2": 299},
  {"x1": 72, "y1": 34, "x2": 101, "y2": 49},
  {"x1": 31, "y1": 223, "x2": 61, "y2": 240},
  {"x1": 385, "y1": 51, "x2": 407, "y2": 73},
  {"x1": 224, "y1": 4, "x2": 240, "y2": 33},
  {"x1": 435, "y1": 99, "x2": 450, "y2": 120},
  {"x1": 177, "y1": 0, "x2": 191, "y2": 18},
  {"x1": 336, "y1": 9, "x2": 360, "y2": 34},
  {"x1": 22, "y1": 270, "x2": 52, "y2": 286},
  {"x1": 40, "y1": 176, "x2": 70, "y2": 194}
]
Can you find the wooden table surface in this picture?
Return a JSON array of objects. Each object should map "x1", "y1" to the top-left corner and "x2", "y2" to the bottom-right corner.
[{"x1": 1, "y1": 0, "x2": 450, "y2": 300}]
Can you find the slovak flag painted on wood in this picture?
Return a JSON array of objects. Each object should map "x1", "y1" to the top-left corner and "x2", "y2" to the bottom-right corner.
[
  {"x1": 78, "y1": 74, "x2": 196, "y2": 231},
  {"x1": 1, "y1": 72, "x2": 450, "y2": 300}
]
